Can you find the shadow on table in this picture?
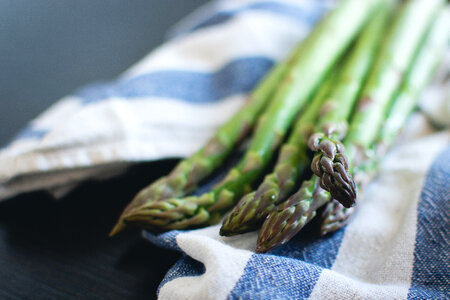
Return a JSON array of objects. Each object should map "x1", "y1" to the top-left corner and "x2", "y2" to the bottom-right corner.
[{"x1": 0, "y1": 160, "x2": 181, "y2": 300}]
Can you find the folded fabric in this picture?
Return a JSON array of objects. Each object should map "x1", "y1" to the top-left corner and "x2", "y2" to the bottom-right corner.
[
  {"x1": 0, "y1": 0, "x2": 331, "y2": 200},
  {"x1": 1, "y1": 0, "x2": 449, "y2": 299}
]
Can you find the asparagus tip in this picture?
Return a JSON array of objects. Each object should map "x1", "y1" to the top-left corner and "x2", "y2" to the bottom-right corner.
[
  {"x1": 255, "y1": 243, "x2": 275, "y2": 253},
  {"x1": 109, "y1": 220, "x2": 126, "y2": 237},
  {"x1": 310, "y1": 136, "x2": 357, "y2": 208},
  {"x1": 219, "y1": 226, "x2": 233, "y2": 237}
]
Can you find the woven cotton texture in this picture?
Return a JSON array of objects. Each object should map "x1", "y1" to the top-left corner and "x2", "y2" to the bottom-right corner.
[
  {"x1": 1, "y1": 0, "x2": 449, "y2": 299},
  {"x1": 144, "y1": 124, "x2": 450, "y2": 300}
]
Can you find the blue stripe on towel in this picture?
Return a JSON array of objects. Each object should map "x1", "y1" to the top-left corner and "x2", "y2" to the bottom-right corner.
[
  {"x1": 229, "y1": 255, "x2": 323, "y2": 299},
  {"x1": 158, "y1": 255, "x2": 205, "y2": 295},
  {"x1": 407, "y1": 147, "x2": 450, "y2": 299},
  {"x1": 78, "y1": 56, "x2": 274, "y2": 104},
  {"x1": 11, "y1": 56, "x2": 273, "y2": 142},
  {"x1": 12, "y1": 127, "x2": 47, "y2": 141},
  {"x1": 142, "y1": 230, "x2": 183, "y2": 252},
  {"x1": 189, "y1": 1, "x2": 325, "y2": 33},
  {"x1": 269, "y1": 229, "x2": 346, "y2": 269},
  {"x1": 230, "y1": 226, "x2": 347, "y2": 298}
]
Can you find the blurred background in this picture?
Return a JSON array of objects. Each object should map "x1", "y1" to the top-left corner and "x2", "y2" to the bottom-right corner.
[{"x1": 0, "y1": 0, "x2": 207, "y2": 147}]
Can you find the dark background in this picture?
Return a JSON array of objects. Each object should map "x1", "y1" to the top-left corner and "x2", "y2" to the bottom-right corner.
[
  {"x1": 0, "y1": 1, "x2": 207, "y2": 299},
  {"x1": 1, "y1": 0, "x2": 207, "y2": 146}
]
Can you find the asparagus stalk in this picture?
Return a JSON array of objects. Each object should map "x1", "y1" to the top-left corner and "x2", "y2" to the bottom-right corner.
[
  {"x1": 311, "y1": 0, "x2": 445, "y2": 209},
  {"x1": 320, "y1": 8, "x2": 450, "y2": 236},
  {"x1": 378, "y1": 9, "x2": 450, "y2": 152},
  {"x1": 258, "y1": 3, "x2": 448, "y2": 251},
  {"x1": 319, "y1": 199, "x2": 356, "y2": 236},
  {"x1": 256, "y1": 177, "x2": 330, "y2": 253},
  {"x1": 344, "y1": 0, "x2": 444, "y2": 172},
  {"x1": 110, "y1": 37, "x2": 302, "y2": 236},
  {"x1": 220, "y1": 73, "x2": 336, "y2": 236},
  {"x1": 118, "y1": 0, "x2": 381, "y2": 232},
  {"x1": 256, "y1": 3, "x2": 394, "y2": 252},
  {"x1": 307, "y1": 0, "x2": 394, "y2": 207}
]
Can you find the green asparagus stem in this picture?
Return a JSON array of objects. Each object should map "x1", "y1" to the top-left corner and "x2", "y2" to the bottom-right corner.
[
  {"x1": 319, "y1": 8, "x2": 450, "y2": 236},
  {"x1": 258, "y1": 0, "x2": 446, "y2": 251},
  {"x1": 345, "y1": 0, "x2": 444, "y2": 167},
  {"x1": 110, "y1": 38, "x2": 302, "y2": 236},
  {"x1": 256, "y1": 177, "x2": 330, "y2": 253},
  {"x1": 256, "y1": 3, "x2": 395, "y2": 251},
  {"x1": 307, "y1": 1, "x2": 393, "y2": 208},
  {"x1": 319, "y1": 199, "x2": 355, "y2": 236},
  {"x1": 312, "y1": 0, "x2": 445, "y2": 209},
  {"x1": 378, "y1": 9, "x2": 450, "y2": 152},
  {"x1": 119, "y1": 0, "x2": 381, "y2": 232},
  {"x1": 220, "y1": 73, "x2": 336, "y2": 236}
]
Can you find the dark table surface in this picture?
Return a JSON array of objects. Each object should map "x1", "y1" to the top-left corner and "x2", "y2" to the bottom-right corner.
[
  {"x1": 0, "y1": 160, "x2": 182, "y2": 299},
  {"x1": 0, "y1": 1, "x2": 208, "y2": 299}
]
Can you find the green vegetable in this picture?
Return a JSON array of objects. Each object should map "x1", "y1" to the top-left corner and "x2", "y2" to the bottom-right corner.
[
  {"x1": 320, "y1": 7, "x2": 450, "y2": 236},
  {"x1": 116, "y1": 0, "x2": 381, "y2": 232},
  {"x1": 257, "y1": 0, "x2": 446, "y2": 252},
  {"x1": 257, "y1": 2, "x2": 393, "y2": 251},
  {"x1": 110, "y1": 34, "x2": 303, "y2": 236},
  {"x1": 220, "y1": 72, "x2": 335, "y2": 236}
]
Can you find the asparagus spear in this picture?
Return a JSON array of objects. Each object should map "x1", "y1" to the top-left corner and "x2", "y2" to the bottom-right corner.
[
  {"x1": 118, "y1": 0, "x2": 381, "y2": 232},
  {"x1": 378, "y1": 9, "x2": 450, "y2": 153},
  {"x1": 110, "y1": 36, "x2": 303, "y2": 236},
  {"x1": 256, "y1": 177, "x2": 330, "y2": 253},
  {"x1": 306, "y1": 0, "x2": 394, "y2": 208},
  {"x1": 220, "y1": 73, "x2": 336, "y2": 236},
  {"x1": 320, "y1": 7, "x2": 450, "y2": 236},
  {"x1": 257, "y1": 3, "x2": 393, "y2": 252},
  {"x1": 319, "y1": 199, "x2": 356, "y2": 236},
  {"x1": 249, "y1": 1, "x2": 393, "y2": 242},
  {"x1": 311, "y1": 0, "x2": 445, "y2": 209},
  {"x1": 257, "y1": 1, "x2": 447, "y2": 252}
]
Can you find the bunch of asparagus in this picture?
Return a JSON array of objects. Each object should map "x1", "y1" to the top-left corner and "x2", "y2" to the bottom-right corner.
[{"x1": 111, "y1": 0, "x2": 449, "y2": 253}]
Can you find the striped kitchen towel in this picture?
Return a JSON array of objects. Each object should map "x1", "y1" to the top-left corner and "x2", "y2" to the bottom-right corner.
[
  {"x1": 0, "y1": 0, "x2": 449, "y2": 299},
  {"x1": 0, "y1": 0, "x2": 331, "y2": 200},
  {"x1": 144, "y1": 117, "x2": 450, "y2": 299}
]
